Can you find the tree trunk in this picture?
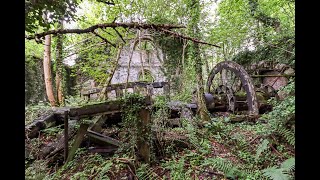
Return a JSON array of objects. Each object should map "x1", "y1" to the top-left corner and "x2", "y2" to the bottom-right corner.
[
  {"x1": 56, "y1": 20, "x2": 65, "y2": 106},
  {"x1": 43, "y1": 34, "x2": 57, "y2": 107},
  {"x1": 187, "y1": 0, "x2": 210, "y2": 122}
]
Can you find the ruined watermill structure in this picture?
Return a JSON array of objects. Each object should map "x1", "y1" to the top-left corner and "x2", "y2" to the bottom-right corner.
[{"x1": 25, "y1": 59, "x2": 294, "y2": 165}]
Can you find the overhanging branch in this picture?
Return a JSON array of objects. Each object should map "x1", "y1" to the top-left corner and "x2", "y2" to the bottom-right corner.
[
  {"x1": 26, "y1": 22, "x2": 220, "y2": 47},
  {"x1": 25, "y1": 23, "x2": 186, "y2": 40}
]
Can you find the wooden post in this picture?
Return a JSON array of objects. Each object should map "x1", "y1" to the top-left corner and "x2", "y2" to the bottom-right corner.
[
  {"x1": 137, "y1": 96, "x2": 151, "y2": 163},
  {"x1": 146, "y1": 85, "x2": 153, "y2": 97},
  {"x1": 64, "y1": 111, "x2": 69, "y2": 162},
  {"x1": 163, "y1": 84, "x2": 170, "y2": 101},
  {"x1": 66, "y1": 122, "x2": 90, "y2": 164}
]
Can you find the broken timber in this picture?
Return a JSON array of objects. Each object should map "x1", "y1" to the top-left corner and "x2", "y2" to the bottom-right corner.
[
  {"x1": 66, "y1": 123, "x2": 90, "y2": 163},
  {"x1": 87, "y1": 130, "x2": 121, "y2": 147},
  {"x1": 25, "y1": 113, "x2": 56, "y2": 139}
]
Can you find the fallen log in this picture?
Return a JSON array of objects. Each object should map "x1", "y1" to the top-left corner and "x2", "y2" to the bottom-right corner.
[{"x1": 25, "y1": 113, "x2": 56, "y2": 139}]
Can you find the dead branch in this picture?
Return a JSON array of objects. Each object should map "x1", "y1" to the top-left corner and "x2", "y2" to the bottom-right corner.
[
  {"x1": 25, "y1": 23, "x2": 186, "y2": 40},
  {"x1": 112, "y1": 27, "x2": 126, "y2": 43}
]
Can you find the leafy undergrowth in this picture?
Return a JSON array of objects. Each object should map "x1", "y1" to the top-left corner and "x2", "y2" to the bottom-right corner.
[
  {"x1": 25, "y1": 82, "x2": 295, "y2": 180},
  {"x1": 25, "y1": 102, "x2": 53, "y2": 126}
]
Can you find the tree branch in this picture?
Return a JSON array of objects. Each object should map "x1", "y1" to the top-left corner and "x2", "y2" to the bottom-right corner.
[
  {"x1": 112, "y1": 27, "x2": 126, "y2": 43},
  {"x1": 159, "y1": 28, "x2": 221, "y2": 48},
  {"x1": 26, "y1": 23, "x2": 186, "y2": 39},
  {"x1": 92, "y1": 30, "x2": 116, "y2": 47},
  {"x1": 96, "y1": 0, "x2": 115, "y2": 5}
]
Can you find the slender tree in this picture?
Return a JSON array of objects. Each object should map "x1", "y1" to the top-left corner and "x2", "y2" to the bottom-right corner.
[
  {"x1": 43, "y1": 33, "x2": 57, "y2": 107},
  {"x1": 187, "y1": 0, "x2": 210, "y2": 122},
  {"x1": 55, "y1": 20, "x2": 65, "y2": 106}
]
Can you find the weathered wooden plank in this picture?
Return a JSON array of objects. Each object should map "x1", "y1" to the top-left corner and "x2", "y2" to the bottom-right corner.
[
  {"x1": 137, "y1": 97, "x2": 151, "y2": 163},
  {"x1": 87, "y1": 130, "x2": 121, "y2": 146},
  {"x1": 66, "y1": 123, "x2": 90, "y2": 163},
  {"x1": 64, "y1": 111, "x2": 69, "y2": 162},
  {"x1": 69, "y1": 100, "x2": 122, "y2": 118},
  {"x1": 90, "y1": 115, "x2": 108, "y2": 133},
  {"x1": 69, "y1": 97, "x2": 151, "y2": 118},
  {"x1": 25, "y1": 113, "x2": 56, "y2": 139}
]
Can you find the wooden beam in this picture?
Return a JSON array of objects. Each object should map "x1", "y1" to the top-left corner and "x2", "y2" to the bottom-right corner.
[
  {"x1": 64, "y1": 111, "x2": 69, "y2": 162},
  {"x1": 25, "y1": 113, "x2": 56, "y2": 139},
  {"x1": 87, "y1": 130, "x2": 121, "y2": 146},
  {"x1": 137, "y1": 96, "x2": 151, "y2": 163},
  {"x1": 66, "y1": 123, "x2": 90, "y2": 164},
  {"x1": 69, "y1": 100, "x2": 122, "y2": 118}
]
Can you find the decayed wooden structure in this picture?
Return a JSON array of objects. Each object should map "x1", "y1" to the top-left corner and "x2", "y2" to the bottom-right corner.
[{"x1": 25, "y1": 60, "x2": 295, "y2": 165}]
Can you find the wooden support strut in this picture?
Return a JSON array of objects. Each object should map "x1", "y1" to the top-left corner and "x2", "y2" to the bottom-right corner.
[
  {"x1": 64, "y1": 111, "x2": 69, "y2": 162},
  {"x1": 137, "y1": 96, "x2": 151, "y2": 163},
  {"x1": 66, "y1": 122, "x2": 90, "y2": 164}
]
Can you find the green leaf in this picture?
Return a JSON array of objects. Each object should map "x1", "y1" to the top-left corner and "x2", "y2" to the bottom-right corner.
[
  {"x1": 262, "y1": 167, "x2": 290, "y2": 180},
  {"x1": 280, "y1": 157, "x2": 295, "y2": 172}
]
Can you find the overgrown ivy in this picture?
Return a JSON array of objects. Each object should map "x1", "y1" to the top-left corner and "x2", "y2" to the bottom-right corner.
[{"x1": 232, "y1": 36, "x2": 295, "y2": 66}]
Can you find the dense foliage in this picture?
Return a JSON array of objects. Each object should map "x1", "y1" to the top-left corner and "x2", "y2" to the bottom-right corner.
[{"x1": 25, "y1": 0, "x2": 295, "y2": 179}]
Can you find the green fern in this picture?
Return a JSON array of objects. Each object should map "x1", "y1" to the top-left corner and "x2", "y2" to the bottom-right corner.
[
  {"x1": 202, "y1": 157, "x2": 248, "y2": 179},
  {"x1": 280, "y1": 157, "x2": 295, "y2": 173},
  {"x1": 262, "y1": 157, "x2": 295, "y2": 180},
  {"x1": 263, "y1": 167, "x2": 290, "y2": 180},
  {"x1": 137, "y1": 164, "x2": 159, "y2": 180},
  {"x1": 255, "y1": 139, "x2": 270, "y2": 161},
  {"x1": 203, "y1": 157, "x2": 233, "y2": 173},
  {"x1": 276, "y1": 126, "x2": 295, "y2": 146}
]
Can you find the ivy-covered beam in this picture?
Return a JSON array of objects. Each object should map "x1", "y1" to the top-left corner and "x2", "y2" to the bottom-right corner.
[{"x1": 25, "y1": 23, "x2": 186, "y2": 40}]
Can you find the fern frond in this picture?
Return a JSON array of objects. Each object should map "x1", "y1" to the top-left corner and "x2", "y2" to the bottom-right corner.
[
  {"x1": 276, "y1": 126, "x2": 295, "y2": 146},
  {"x1": 203, "y1": 157, "x2": 233, "y2": 174},
  {"x1": 281, "y1": 157, "x2": 295, "y2": 173},
  {"x1": 136, "y1": 164, "x2": 159, "y2": 180},
  {"x1": 255, "y1": 139, "x2": 270, "y2": 160},
  {"x1": 262, "y1": 166, "x2": 290, "y2": 180}
]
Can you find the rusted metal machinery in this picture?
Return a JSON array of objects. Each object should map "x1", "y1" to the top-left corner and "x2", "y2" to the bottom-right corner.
[{"x1": 202, "y1": 60, "x2": 294, "y2": 115}]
